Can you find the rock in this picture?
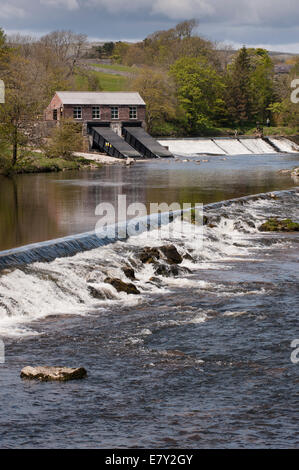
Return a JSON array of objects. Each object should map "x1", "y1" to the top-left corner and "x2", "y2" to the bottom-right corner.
[
  {"x1": 183, "y1": 252, "x2": 194, "y2": 261},
  {"x1": 139, "y1": 247, "x2": 160, "y2": 264},
  {"x1": 155, "y1": 264, "x2": 179, "y2": 277},
  {"x1": 122, "y1": 267, "x2": 136, "y2": 280},
  {"x1": 88, "y1": 285, "x2": 106, "y2": 300},
  {"x1": 20, "y1": 366, "x2": 87, "y2": 382},
  {"x1": 165, "y1": 349, "x2": 186, "y2": 357},
  {"x1": 104, "y1": 277, "x2": 140, "y2": 295},
  {"x1": 159, "y1": 245, "x2": 183, "y2": 264},
  {"x1": 155, "y1": 264, "x2": 191, "y2": 277},
  {"x1": 258, "y1": 218, "x2": 299, "y2": 232},
  {"x1": 126, "y1": 157, "x2": 135, "y2": 166},
  {"x1": 148, "y1": 276, "x2": 163, "y2": 286}
]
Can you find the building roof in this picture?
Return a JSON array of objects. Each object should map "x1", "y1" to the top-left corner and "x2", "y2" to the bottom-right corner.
[{"x1": 56, "y1": 91, "x2": 145, "y2": 106}]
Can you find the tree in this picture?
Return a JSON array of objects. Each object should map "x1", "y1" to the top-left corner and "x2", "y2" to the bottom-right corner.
[
  {"x1": 97, "y1": 42, "x2": 115, "y2": 58},
  {"x1": 225, "y1": 46, "x2": 252, "y2": 126},
  {"x1": 39, "y1": 30, "x2": 87, "y2": 76},
  {"x1": 44, "y1": 119, "x2": 83, "y2": 159},
  {"x1": 0, "y1": 54, "x2": 41, "y2": 165},
  {"x1": 248, "y1": 49, "x2": 275, "y2": 123},
  {"x1": 170, "y1": 56, "x2": 226, "y2": 133},
  {"x1": 131, "y1": 68, "x2": 178, "y2": 134}
]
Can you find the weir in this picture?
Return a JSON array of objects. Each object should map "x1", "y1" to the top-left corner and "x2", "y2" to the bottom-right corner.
[
  {"x1": 158, "y1": 137, "x2": 299, "y2": 156},
  {"x1": 0, "y1": 188, "x2": 297, "y2": 271}
]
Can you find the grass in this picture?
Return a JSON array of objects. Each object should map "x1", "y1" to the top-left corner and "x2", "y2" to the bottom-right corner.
[
  {"x1": 259, "y1": 218, "x2": 299, "y2": 232},
  {"x1": 90, "y1": 63, "x2": 138, "y2": 73},
  {"x1": 245, "y1": 126, "x2": 299, "y2": 136},
  {"x1": 0, "y1": 149, "x2": 100, "y2": 175},
  {"x1": 75, "y1": 70, "x2": 129, "y2": 92}
]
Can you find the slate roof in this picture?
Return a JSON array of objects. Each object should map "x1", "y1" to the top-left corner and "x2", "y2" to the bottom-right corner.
[{"x1": 56, "y1": 91, "x2": 145, "y2": 106}]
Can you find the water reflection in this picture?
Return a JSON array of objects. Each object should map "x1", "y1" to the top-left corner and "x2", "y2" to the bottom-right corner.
[{"x1": 0, "y1": 153, "x2": 298, "y2": 250}]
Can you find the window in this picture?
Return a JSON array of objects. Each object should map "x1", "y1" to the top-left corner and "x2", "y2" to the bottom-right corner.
[
  {"x1": 73, "y1": 106, "x2": 82, "y2": 119},
  {"x1": 111, "y1": 107, "x2": 119, "y2": 119},
  {"x1": 92, "y1": 106, "x2": 100, "y2": 119},
  {"x1": 53, "y1": 109, "x2": 57, "y2": 120},
  {"x1": 129, "y1": 106, "x2": 137, "y2": 119}
]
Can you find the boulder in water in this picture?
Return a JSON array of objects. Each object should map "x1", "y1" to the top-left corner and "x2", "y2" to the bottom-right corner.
[
  {"x1": 122, "y1": 267, "x2": 136, "y2": 280},
  {"x1": 258, "y1": 218, "x2": 299, "y2": 232},
  {"x1": 104, "y1": 277, "x2": 140, "y2": 295},
  {"x1": 20, "y1": 366, "x2": 87, "y2": 382},
  {"x1": 139, "y1": 247, "x2": 160, "y2": 264},
  {"x1": 88, "y1": 285, "x2": 106, "y2": 300},
  {"x1": 159, "y1": 245, "x2": 183, "y2": 264},
  {"x1": 155, "y1": 264, "x2": 191, "y2": 277}
]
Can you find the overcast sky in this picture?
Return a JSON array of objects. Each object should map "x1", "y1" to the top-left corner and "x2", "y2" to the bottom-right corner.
[{"x1": 1, "y1": 0, "x2": 299, "y2": 53}]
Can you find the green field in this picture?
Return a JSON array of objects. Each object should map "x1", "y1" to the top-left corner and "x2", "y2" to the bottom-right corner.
[
  {"x1": 91, "y1": 63, "x2": 138, "y2": 74},
  {"x1": 75, "y1": 70, "x2": 129, "y2": 92}
]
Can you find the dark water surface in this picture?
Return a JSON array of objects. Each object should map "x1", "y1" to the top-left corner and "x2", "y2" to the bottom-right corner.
[
  {"x1": 0, "y1": 152, "x2": 298, "y2": 251},
  {"x1": 0, "y1": 154, "x2": 298, "y2": 449}
]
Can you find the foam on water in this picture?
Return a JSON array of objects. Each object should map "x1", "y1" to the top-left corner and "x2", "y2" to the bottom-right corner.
[
  {"x1": 0, "y1": 188, "x2": 298, "y2": 336},
  {"x1": 239, "y1": 138, "x2": 274, "y2": 154},
  {"x1": 269, "y1": 138, "x2": 299, "y2": 154},
  {"x1": 158, "y1": 139, "x2": 226, "y2": 156},
  {"x1": 159, "y1": 137, "x2": 299, "y2": 156}
]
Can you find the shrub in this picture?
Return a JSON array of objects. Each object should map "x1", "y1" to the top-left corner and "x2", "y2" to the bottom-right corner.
[{"x1": 44, "y1": 120, "x2": 84, "y2": 160}]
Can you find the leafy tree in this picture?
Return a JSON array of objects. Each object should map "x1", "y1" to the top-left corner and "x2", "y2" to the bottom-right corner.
[
  {"x1": 0, "y1": 50, "x2": 42, "y2": 165},
  {"x1": 248, "y1": 49, "x2": 275, "y2": 123},
  {"x1": 170, "y1": 56, "x2": 226, "y2": 133},
  {"x1": 131, "y1": 68, "x2": 178, "y2": 134},
  {"x1": 44, "y1": 119, "x2": 83, "y2": 159}
]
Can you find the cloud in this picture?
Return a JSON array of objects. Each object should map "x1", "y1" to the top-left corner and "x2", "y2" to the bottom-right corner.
[
  {"x1": 0, "y1": 0, "x2": 298, "y2": 52},
  {"x1": 0, "y1": 3, "x2": 26, "y2": 19},
  {"x1": 40, "y1": 0, "x2": 80, "y2": 10},
  {"x1": 86, "y1": 0, "x2": 299, "y2": 26}
]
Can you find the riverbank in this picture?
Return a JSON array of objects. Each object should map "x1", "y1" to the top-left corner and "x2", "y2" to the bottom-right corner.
[{"x1": 0, "y1": 151, "x2": 103, "y2": 176}]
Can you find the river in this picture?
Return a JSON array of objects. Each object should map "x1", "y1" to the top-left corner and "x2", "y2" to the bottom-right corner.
[{"x1": 0, "y1": 152, "x2": 298, "y2": 448}]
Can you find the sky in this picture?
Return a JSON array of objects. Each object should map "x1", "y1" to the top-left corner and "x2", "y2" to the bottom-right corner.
[{"x1": 0, "y1": 0, "x2": 299, "y2": 53}]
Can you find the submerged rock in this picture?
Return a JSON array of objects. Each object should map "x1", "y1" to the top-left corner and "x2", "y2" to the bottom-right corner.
[
  {"x1": 104, "y1": 277, "x2": 140, "y2": 295},
  {"x1": 155, "y1": 264, "x2": 191, "y2": 277},
  {"x1": 122, "y1": 267, "x2": 136, "y2": 280},
  {"x1": 159, "y1": 245, "x2": 183, "y2": 264},
  {"x1": 259, "y1": 218, "x2": 299, "y2": 232},
  {"x1": 88, "y1": 285, "x2": 106, "y2": 300},
  {"x1": 139, "y1": 247, "x2": 160, "y2": 264},
  {"x1": 20, "y1": 366, "x2": 87, "y2": 382}
]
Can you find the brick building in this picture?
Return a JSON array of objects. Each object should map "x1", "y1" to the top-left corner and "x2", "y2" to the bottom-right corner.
[{"x1": 44, "y1": 91, "x2": 146, "y2": 136}]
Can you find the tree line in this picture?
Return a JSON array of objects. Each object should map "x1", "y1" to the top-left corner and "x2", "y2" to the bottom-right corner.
[
  {"x1": 0, "y1": 20, "x2": 298, "y2": 167},
  {"x1": 101, "y1": 20, "x2": 298, "y2": 135}
]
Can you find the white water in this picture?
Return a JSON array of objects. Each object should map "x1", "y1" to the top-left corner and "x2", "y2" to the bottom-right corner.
[
  {"x1": 215, "y1": 139, "x2": 252, "y2": 155},
  {"x1": 1, "y1": 190, "x2": 297, "y2": 337},
  {"x1": 158, "y1": 137, "x2": 299, "y2": 156},
  {"x1": 269, "y1": 138, "x2": 299, "y2": 154},
  {"x1": 239, "y1": 138, "x2": 274, "y2": 154},
  {"x1": 158, "y1": 139, "x2": 226, "y2": 156}
]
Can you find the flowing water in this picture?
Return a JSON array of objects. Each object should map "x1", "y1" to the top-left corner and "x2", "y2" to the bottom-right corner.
[{"x1": 0, "y1": 152, "x2": 298, "y2": 448}]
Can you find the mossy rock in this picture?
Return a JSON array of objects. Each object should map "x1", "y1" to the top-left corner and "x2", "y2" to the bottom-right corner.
[
  {"x1": 104, "y1": 277, "x2": 140, "y2": 295},
  {"x1": 259, "y1": 218, "x2": 299, "y2": 232}
]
